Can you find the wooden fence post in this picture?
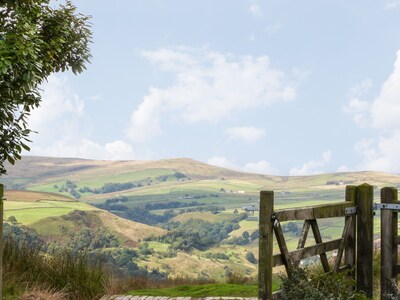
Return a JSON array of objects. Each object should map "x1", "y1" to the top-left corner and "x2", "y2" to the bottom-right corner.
[
  {"x1": 258, "y1": 191, "x2": 274, "y2": 300},
  {"x1": 345, "y1": 185, "x2": 356, "y2": 281},
  {"x1": 380, "y1": 187, "x2": 398, "y2": 299},
  {"x1": 0, "y1": 184, "x2": 3, "y2": 300},
  {"x1": 356, "y1": 184, "x2": 373, "y2": 298}
]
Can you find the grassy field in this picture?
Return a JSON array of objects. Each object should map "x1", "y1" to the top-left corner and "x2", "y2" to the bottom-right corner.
[
  {"x1": 171, "y1": 211, "x2": 235, "y2": 223},
  {"x1": 4, "y1": 200, "x2": 98, "y2": 224},
  {"x1": 4, "y1": 189, "x2": 73, "y2": 202},
  {"x1": 128, "y1": 283, "x2": 269, "y2": 297}
]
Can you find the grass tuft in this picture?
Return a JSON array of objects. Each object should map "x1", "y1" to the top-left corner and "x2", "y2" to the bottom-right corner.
[{"x1": 3, "y1": 238, "x2": 107, "y2": 299}]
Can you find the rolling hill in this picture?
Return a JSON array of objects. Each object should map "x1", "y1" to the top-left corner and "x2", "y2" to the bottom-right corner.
[
  {"x1": 3, "y1": 189, "x2": 165, "y2": 247},
  {"x1": 3, "y1": 156, "x2": 400, "y2": 210},
  {"x1": 1, "y1": 155, "x2": 400, "y2": 280}
]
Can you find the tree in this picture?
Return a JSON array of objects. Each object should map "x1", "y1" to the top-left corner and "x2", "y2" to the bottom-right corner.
[
  {"x1": 0, "y1": 0, "x2": 92, "y2": 174},
  {"x1": 245, "y1": 251, "x2": 257, "y2": 264}
]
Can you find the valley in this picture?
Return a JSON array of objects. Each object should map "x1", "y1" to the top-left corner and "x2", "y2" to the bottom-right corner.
[{"x1": 1, "y1": 156, "x2": 398, "y2": 280}]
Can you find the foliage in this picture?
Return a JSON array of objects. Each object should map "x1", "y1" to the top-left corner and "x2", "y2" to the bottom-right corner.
[
  {"x1": 3, "y1": 238, "x2": 107, "y2": 299},
  {"x1": 154, "y1": 214, "x2": 247, "y2": 251},
  {"x1": 157, "y1": 172, "x2": 188, "y2": 182},
  {"x1": 57, "y1": 180, "x2": 82, "y2": 198},
  {"x1": 0, "y1": 0, "x2": 92, "y2": 174},
  {"x1": 279, "y1": 267, "x2": 363, "y2": 300},
  {"x1": 104, "y1": 203, "x2": 228, "y2": 226},
  {"x1": 90, "y1": 248, "x2": 166, "y2": 279},
  {"x1": 80, "y1": 181, "x2": 137, "y2": 194},
  {"x1": 282, "y1": 222, "x2": 301, "y2": 236},
  {"x1": 48, "y1": 228, "x2": 120, "y2": 253},
  {"x1": 138, "y1": 242, "x2": 155, "y2": 256},
  {"x1": 125, "y1": 207, "x2": 177, "y2": 225},
  {"x1": 245, "y1": 251, "x2": 257, "y2": 264},
  {"x1": 224, "y1": 236, "x2": 249, "y2": 245},
  {"x1": 250, "y1": 229, "x2": 259, "y2": 241},
  {"x1": 204, "y1": 252, "x2": 229, "y2": 260},
  {"x1": 144, "y1": 200, "x2": 205, "y2": 210},
  {"x1": 3, "y1": 222, "x2": 45, "y2": 249}
]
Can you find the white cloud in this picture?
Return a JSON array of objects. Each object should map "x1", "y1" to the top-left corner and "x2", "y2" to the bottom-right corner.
[
  {"x1": 249, "y1": 2, "x2": 263, "y2": 17},
  {"x1": 370, "y1": 51, "x2": 400, "y2": 129},
  {"x1": 289, "y1": 150, "x2": 332, "y2": 176},
  {"x1": 343, "y1": 79, "x2": 372, "y2": 128},
  {"x1": 104, "y1": 140, "x2": 135, "y2": 160},
  {"x1": 207, "y1": 156, "x2": 277, "y2": 175},
  {"x1": 243, "y1": 160, "x2": 277, "y2": 175},
  {"x1": 345, "y1": 50, "x2": 400, "y2": 172},
  {"x1": 27, "y1": 75, "x2": 135, "y2": 160},
  {"x1": 345, "y1": 52, "x2": 400, "y2": 130},
  {"x1": 31, "y1": 138, "x2": 135, "y2": 161},
  {"x1": 207, "y1": 156, "x2": 237, "y2": 169},
  {"x1": 337, "y1": 165, "x2": 352, "y2": 173},
  {"x1": 127, "y1": 47, "x2": 297, "y2": 143},
  {"x1": 126, "y1": 89, "x2": 163, "y2": 143},
  {"x1": 348, "y1": 78, "x2": 373, "y2": 99},
  {"x1": 343, "y1": 98, "x2": 371, "y2": 128},
  {"x1": 355, "y1": 132, "x2": 400, "y2": 172},
  {"x1": 226, "y1": 126, "x2": 265, "y2": 143},
  {"x1": 385, "y1": 0, "x2": 400, "y2": 9},
  {"x1": 29, "y1": 76, "x2": 85, "y2": 132}
]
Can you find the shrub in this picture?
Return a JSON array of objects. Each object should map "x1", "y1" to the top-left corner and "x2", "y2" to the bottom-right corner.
[
  {"x1": 279, "y1": 267, "x2": 364, "y2": 300},
  {"x1": 245, "y1": 251, "x2": 257, "y2": 264}
]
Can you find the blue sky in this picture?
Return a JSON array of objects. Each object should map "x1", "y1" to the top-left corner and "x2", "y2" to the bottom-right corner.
[{"x1": 27, "y1": 0, "x2": 400, "y2": 175}]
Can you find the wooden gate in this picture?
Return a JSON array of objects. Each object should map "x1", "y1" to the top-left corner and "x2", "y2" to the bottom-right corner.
[{"x1": 258, "y1": 184, "x2": 374, "y2": 299}]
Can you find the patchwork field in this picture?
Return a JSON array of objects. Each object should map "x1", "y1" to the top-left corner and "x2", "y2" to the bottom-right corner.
[
  {"x1": 0, "y1": 156, "x2": 398, "y2": 279},
  {"x1": 4, "y1": 196, "x2": 98, "y2": 225}
]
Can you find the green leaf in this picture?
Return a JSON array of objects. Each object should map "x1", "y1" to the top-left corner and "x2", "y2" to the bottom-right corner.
[{"x1": 7, "y1": 156, "x2": 15, "y2": 165}]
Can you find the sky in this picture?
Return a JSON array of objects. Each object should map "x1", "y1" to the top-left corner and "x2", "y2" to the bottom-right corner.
[{"x1": 26, "y1": 0, "x2": 400, "y2": 176}]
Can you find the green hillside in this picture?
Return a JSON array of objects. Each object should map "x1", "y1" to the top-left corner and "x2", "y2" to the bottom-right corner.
[
  {"x1": 3, "y1": 156, "x2": 399, "y2": 214},
  {"x1": 1, "y1": 156, "x2": 399, "y2": 280}
]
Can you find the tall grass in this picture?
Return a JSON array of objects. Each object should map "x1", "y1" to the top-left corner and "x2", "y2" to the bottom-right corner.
[{"x1": 3, "y1": 238, "x2": 108, "y2": 299}]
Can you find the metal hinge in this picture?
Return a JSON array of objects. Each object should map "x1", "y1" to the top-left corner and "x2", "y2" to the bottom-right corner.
[
  {"x1": 374, "y1": 203, "x2": 400, "y2": 211},
  {"x1": 345, "y1": 207, "x2": 357, "y2": 215}
]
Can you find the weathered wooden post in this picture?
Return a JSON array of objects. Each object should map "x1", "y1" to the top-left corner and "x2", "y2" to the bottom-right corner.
[
  {"x1": 345, "y1": 185, "x2": 356, "y2": 282},
  {"x1": 380, "y1": 187, "x2": 398, "y2": 299},
  {"x1": 356, "y1": 184, "x2": 373, "y2": 298},
  {"x1": 0, "y1": 184, "x2": 3, "y2": 300},
  {"x1": 258, "y1": 191, "x2": 274, "y2": 300}
]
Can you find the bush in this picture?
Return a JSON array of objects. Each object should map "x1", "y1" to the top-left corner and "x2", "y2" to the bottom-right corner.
[
  {"x1": 245, "y1": 251, "x2": 257, "y2": 264},
  {"x1": 279, "y1": 267, "x2": 363, "y2": 300}
]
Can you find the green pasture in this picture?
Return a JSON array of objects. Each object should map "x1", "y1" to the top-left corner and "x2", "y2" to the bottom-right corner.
[
  {"x1": 146, "y1": 242, "x2": 170, "y2": 252},
  {"x1": 172, "y1": 211, "x2": 235, "y2": 223},
  {"x1": 87, "y1": 191, "x2": 256, "y2": 211},
  {"x1": 4, "y1": 200, "x2": 98, "y2": 224},
  {"x1": 180, "y1": 179, "x2": 261, "y2": 192},
  {"x1": 84, "y1": 178, "x2": 261, "y2": 199},
  {"x1": 28, "y1": 168, "x2": 176, "y2": 194},
  {"x1": 128, "y1": 282, "x2": 280, "y2": 297}
]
